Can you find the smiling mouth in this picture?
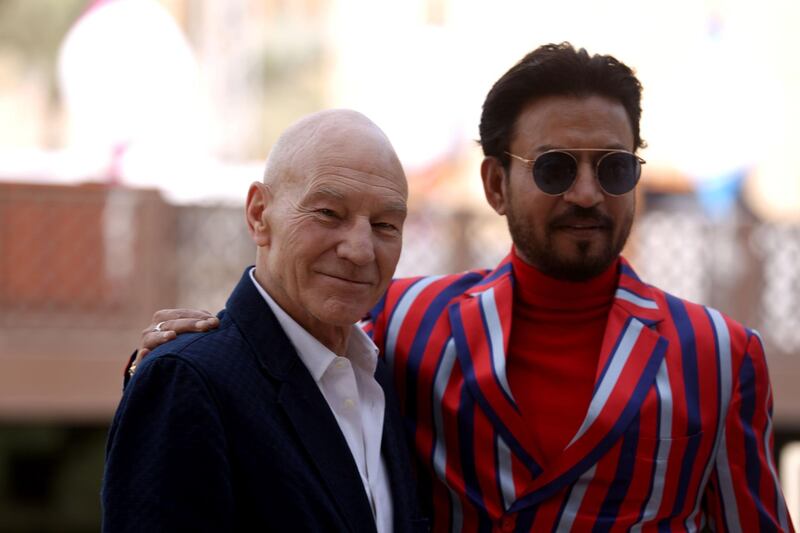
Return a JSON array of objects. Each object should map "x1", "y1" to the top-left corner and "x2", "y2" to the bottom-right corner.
[{"x1": 319, "y1": 272, "x2": 373, "y2": 285}]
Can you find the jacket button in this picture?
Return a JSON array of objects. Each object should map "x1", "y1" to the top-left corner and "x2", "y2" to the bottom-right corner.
[{"x1": 501, "y1": 516, "x2": 514, "y2": 531}]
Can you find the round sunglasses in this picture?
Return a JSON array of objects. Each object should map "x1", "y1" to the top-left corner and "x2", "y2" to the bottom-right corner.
[{"x1": 504, "y1": 149, "x2": 646, "y2": 196}]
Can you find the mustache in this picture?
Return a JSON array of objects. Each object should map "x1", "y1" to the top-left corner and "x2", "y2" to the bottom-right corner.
[{"x1": 549, "y1": 207, "x2": 613, "y2": 229}]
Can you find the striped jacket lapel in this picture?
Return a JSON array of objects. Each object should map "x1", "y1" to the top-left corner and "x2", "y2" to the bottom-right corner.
[
  {"x1": 512, "y1": 258, "x2": 670, "y2": 510},
  {"x1": 447, "y1": 255, "x2": 543, "y2": 479}
]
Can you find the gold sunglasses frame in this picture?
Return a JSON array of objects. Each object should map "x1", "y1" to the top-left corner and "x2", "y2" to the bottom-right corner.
[{"x1": 504, "y1": 149, "x2": 646, "y2": 197}]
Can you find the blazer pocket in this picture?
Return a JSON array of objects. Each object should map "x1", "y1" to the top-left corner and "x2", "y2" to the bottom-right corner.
[{"x1": 634, "y1": 431, "x2": 705, "y2": 463}]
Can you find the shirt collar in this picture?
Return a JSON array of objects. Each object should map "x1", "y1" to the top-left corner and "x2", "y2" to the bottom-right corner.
[{"x1": 248, "y1": 268, "x2": 378, "y2": 382}]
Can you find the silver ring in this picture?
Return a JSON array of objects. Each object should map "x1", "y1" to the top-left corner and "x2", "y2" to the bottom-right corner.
[{"x1": 153, "y1": 321, "x2": 167, "y2": 332}]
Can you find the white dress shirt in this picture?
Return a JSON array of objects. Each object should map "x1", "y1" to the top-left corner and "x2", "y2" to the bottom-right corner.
[{"x1": 249, "y1": 269, "x2": 393, "y2": 532}]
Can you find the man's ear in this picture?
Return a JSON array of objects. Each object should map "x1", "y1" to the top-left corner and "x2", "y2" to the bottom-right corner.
[
  {"x1": 481, "y1": 156, "x2": 509, "y2": 216},
  {"x1": 246, "y1": 182, "x2": 272, "y2": 246}
]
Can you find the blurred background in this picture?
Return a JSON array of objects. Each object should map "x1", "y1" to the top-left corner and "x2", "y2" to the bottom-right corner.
[{"x1": 0, "y1": 0, "x2": 799, "y2": 530}]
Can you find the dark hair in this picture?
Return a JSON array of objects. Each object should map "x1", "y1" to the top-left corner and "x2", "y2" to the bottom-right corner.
[{"x1": 479, "y1": 42, "x2": 645, "y2": 166}]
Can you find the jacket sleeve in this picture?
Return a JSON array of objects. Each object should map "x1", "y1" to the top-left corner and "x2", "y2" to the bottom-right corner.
[
  {"x1": 363, "y1": 287, "x2": 390, "y2": 353},
  {"x1": 101, "y1": 355, "x2": 234, "y2": 533},
  {"x1": 704, "y1": 332, "x2": 794, "y2": 532}
]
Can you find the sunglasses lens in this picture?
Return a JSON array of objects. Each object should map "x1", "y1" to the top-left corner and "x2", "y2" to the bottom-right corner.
[
  {"x1": 597, "y1": 152, "x2": 640, "y2": 195},
  {"x1": 532, "y1": 152, "x2": 577, "y2": 195}
]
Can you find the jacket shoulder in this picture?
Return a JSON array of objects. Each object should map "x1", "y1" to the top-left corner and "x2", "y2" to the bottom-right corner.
[
  {"x1": 647, "y1": 284, "x2": 759, "y2": 362},
  {"x1": 136, "y1": 311, "x2": 255, "y2": 385}
]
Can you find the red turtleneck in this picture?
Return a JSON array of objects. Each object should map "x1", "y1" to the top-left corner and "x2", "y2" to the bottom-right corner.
[{"x1": 508, "y1": 248, "x2": 619, "y2": 467}]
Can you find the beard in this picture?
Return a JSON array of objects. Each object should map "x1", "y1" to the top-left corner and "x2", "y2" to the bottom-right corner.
[{"x1": 507, "y1": 204, "x2": 634, "y2": 282}]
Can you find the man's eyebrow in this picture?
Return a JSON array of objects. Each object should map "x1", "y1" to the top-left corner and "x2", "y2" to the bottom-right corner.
[
  {"x1": 533, "y1": 143, "x2": 630, "y2": 153},
  {"x1": 304, "y1": 186, "x2": 407, "y2": 215},
  {"x1": 382, "y1": 200, "x2": 408, "y2": 216},
  {"x1": 305, "y1": 186, "x2": 346, "y2": 201}
]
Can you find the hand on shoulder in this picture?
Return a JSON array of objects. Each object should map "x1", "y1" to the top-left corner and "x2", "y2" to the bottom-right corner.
[{"x1": 129, "y1": 308, "x2": 220, "y2": 375}]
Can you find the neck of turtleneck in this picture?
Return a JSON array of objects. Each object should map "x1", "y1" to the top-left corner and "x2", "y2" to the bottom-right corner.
[
  {"x1": 511, "y1": 247, "x2": 619, "y2": 314},
  {"x1": 507, "y1": 247, "x2": 620, "y2": 467}
]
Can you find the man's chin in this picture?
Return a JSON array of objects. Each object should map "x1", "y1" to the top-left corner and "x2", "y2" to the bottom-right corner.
[
  {"x1": 316, "y1": 302, "x2": 373, "y2": 327},
  {"x1": 510, "y1": 219, "x2": 629, "y2": 282},
  {"x1": 534, "y1": 250, "x2": 616, "y2": 282},
  {"x1": 556, "y1": 263, "x2": 610, "y2": 281}
]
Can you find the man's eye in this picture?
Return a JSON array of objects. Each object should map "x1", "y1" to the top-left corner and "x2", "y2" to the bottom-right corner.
[
  {"x1": 373, "y1": 222, "x2": 399, "y2": 232},
  {"x1": 316, "y1": 209, "x2": 338, "y2": 218}
]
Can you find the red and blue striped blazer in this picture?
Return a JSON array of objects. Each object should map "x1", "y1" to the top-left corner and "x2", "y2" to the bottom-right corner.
[{"x1": 366, "y1": 253, "x2": 792, "y2": 532}]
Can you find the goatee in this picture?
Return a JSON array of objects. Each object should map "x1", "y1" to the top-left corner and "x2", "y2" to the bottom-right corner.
[{"x1": 507, "y1": 205, "x2": 633, "y2": 281}]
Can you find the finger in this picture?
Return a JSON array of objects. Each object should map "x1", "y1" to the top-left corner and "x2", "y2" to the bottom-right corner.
[
  {"x1": 151, "y1": 308, "x2": 216, "y2": 323},
  {"x1": 152, "y1": 317, "x2": 219, "y2": 335},
  {"x1": 140, "y1": 330, "x2": 177, "y2": 351},
  {"x1": 194, "y1": 317, "x2": 220, "y2": 330},
  {"x1": 139, "y1": 317, "x2": 210, "y2": 340}
]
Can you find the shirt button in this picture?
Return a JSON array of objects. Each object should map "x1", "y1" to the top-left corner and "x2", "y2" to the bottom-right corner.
[
  {"x1": 335, "y1": 359, "x2": 348, "y2": 370},
  {"x1": 344, "y1": 399, "x2": 355, "y2": 409}
]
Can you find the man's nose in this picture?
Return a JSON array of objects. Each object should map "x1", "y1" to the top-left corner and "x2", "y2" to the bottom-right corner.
[
  {"x1": 561, "y1": 160, "x2": 604, "y2": 208},
  {"x1": 337, "y1": 219, "x2": 375, "y2": 266}
]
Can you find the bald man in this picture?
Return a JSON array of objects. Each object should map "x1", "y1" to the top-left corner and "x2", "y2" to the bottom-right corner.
[{"x1": 101, "y1": 110, "x2": 427, "y2": 533}]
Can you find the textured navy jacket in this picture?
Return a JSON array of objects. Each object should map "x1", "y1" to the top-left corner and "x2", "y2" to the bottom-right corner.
[{"x1": 102, "y1": 268, "x2": 427, "y2": 532}]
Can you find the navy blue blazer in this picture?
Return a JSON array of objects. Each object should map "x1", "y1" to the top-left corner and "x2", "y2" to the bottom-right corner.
[{"x1": 102, "y1": 269, "x2": 427, "y2": 532}]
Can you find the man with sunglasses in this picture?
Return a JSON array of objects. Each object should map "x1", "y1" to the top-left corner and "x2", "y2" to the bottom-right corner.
[{"x1": 132, "y1": 43, "x2": 792, "y2": 531}]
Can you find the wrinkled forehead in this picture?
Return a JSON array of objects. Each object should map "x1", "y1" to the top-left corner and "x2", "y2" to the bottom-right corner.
[{"x1": 300, "y1": 176, "x2": 408, "y2": 214}]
